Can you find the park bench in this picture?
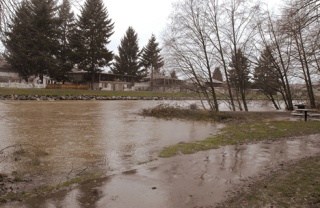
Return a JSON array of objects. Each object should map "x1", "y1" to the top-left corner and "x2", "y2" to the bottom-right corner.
[{"x1": 291, "y1": 104, "x2": 319, "y2": 121}]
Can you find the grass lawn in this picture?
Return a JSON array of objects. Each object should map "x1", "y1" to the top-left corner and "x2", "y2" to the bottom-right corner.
[
  {"x1": 0, "y1": 88, "x2": 196, "y2": 98},
  {"x1": 159, "y1": 120, "x2": 320, "y2": 157},
  {"x1": 218, "y1": 156, "x2": 320, "y2": 208}
]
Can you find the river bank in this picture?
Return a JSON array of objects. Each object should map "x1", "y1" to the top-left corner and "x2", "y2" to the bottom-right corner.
[{"x1": 0, "y1": 94, "x2": 191, "y2": 101}]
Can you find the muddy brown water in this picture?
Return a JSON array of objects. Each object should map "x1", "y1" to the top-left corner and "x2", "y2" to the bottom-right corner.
[{"x1": 0, "y1": 100, "x2": 319, "y2": 208}]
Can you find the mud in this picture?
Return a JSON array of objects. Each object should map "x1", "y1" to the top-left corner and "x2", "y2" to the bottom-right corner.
[{"x1": 3, "y1": 134, "x2": 320, "y2": 208}]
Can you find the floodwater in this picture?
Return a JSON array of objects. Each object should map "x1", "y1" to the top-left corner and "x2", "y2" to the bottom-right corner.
[
  {"x1": 0, "y1": 100, "x2": 319, "y2": 208},
  {"x1": 0, "y1": 100, "x2": 220, "y2": 179}
]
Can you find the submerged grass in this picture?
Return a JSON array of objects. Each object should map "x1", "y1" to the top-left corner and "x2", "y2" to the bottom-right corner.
[
  {"x1": 143, "y1": 103, "x2": 320, "y2": 157},
  {"x1": 159, "y1": 121, "x2": 320, "y2": 157},
  {"x1": 219, "y1": 156, "x2": 320, "y2": 208},
  {"x1": 1, "y1": 172, "x2": 103, "y2": 203}
]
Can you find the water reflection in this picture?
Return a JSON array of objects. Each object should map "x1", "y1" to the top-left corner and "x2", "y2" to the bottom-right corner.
[
  {"x1": 11, "y1": 136, "x2": 317, "y2": 208},
  {"x1": 0, "y1": 100, "x2": 218, "y2": 182},
  {"x1": 2, "y1": 100, "x2": 317, "y2": 208}
]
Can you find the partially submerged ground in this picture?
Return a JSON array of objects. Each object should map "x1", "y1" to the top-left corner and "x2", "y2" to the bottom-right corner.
[
  {"x1": 141, "y1": 104, "x2": 320, "y2": 207},
  {"x1": 216, "y1": 155, "x2": 320, "y2": 208},
  {"x1": 1, "y1": 104, "x2": 320, "y2": 207}
]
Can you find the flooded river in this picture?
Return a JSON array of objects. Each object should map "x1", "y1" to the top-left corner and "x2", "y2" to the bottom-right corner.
[
  {"x1": 0, "y1": 100, "x2": 219, "y2": 178},
  {"x1": 0, "y1": 100, "x2": 319, "y2": 208}
]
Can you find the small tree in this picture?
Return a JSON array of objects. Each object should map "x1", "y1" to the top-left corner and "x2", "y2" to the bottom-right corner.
[
  {"x1": 254, "y1": 47, "x2": 282, "y2": 109},
  {"x1": 212, "y1": 67, "x2": 223, "y2": 82},
  {"x1": 112, "y1": 26, "x2": 141, "y2": 81},
  {"x1": 75, "y1": 0, "x2": 114, "y2": 89},
  {"x1": 140, "y1": 34, "x2": 164, "y2": 90},
  {"x1": 140, "y1": 34, "x2": 164, "y2": 75},
  {"x1": 229, "y1": 49, "x2": 250, "y2": 111}
]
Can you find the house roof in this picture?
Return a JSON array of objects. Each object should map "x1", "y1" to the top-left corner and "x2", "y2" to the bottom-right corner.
[
  {"x1": 145, "y1": 73, "x2": 180, "y2": 80},
  {"x1": 0, "y1": 59, "x2": 15, "y2": 73},
  {"x1": 185, "y1": 77, "x2": 223, "y2": 84}
]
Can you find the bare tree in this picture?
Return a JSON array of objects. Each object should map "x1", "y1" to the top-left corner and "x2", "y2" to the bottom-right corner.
[
  {"x1": 282, "y1": 0, "x2": 318, "y2": 108},
  {"x1": 0, "y1": 0, "x2": 19, "y2": 39},
  {"x1": 256, "y1": 11, "x2": 294, "y2": 110},
  {"x1": 221, "y1": 0, "x2": 260, "y2": 111},
  {"x1": 164, "y1": 0, "x2": 219, "y2": 112}
]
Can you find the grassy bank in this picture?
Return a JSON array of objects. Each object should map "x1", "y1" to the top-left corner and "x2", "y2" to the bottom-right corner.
[
  {"x1": 159, "y1": 120, "x2": 320, "y2": 157},
  {"x1": 140, "y1": 104, "x2": 320, "y2": 157},
  {"x1": 218, "y1": 155, "x2": 320, "y2": 208},
  {"x1": 150, "y1": 105, "x2": 320, "y2": 207},
  {"x1": 0, "y1": 88, "x2": 196, "y2": 98}
]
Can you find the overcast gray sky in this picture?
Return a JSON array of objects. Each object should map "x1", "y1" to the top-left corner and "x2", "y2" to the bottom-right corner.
[
  {"x1": 105, "y1": 0, "x2": 174, "y2": 52},
  {"x1": 104, "y1": 0, "x2": 281, "y2": 53},
  {"x1": 0, "y1": 0, "x2": 281, "y2": 53}
]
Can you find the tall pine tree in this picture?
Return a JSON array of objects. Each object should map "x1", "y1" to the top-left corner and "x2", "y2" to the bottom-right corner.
[
  {"x1": 4, "y1": 0, "x2": 59, "y2": 82},
  {"x1": 55, "y1": 0, "x2": 76, "y2": 83},
  {"x1": 3, "y1": 1, "x2": 34, "y2": 81},
  {"x1": 112, "y1": 26, "x2": 141, "y2": 81},
  {"x1": 76, "y1": 0, "x2": 114, "y2": 89},
  {"x1": 140, "y1": 34, "x2": 164, "y2": 76},
  {"x1": 27, "y1": 0, "x2": 60, "y2": 82}
]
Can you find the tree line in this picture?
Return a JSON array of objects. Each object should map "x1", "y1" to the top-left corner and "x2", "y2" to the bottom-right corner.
[
  {"x1": 163, "y1": 0, "x2": 320, "y2": 111},
  {"x1": 0, "y1": 0, "x2": 164, "y2": 88}
]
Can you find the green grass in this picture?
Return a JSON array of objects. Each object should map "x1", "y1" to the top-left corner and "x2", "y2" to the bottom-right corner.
[
  {"x1": 219, "y1": 156, "x2": 320, "y2": 208},
  {"x1": 0, "y1": 88, "x2": 197, "y2": 98},
  {"x1": 159, "y1": 121, "x2": 320, "y2": 157}
]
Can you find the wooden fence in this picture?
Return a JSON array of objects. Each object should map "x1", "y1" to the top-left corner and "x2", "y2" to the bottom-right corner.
[{"x1": 46, "y1": 84, "x2": 89, "y2": 90}]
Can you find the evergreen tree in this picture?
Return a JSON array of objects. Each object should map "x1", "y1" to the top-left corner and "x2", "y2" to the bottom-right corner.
[
  {"x1": 27, "y1": 0, "x2": 60, "y2": 82},
  {"x1": 55, "y1": 0, "x2": 76, "y2": 83},
  {"x1": 229, "y1": 49, "x2": 250, "y2": 111},
  {"x1": 254, "y1": 47, "x2": 282, "y2": 109},
  {"x1": 112, "y1": 26, "x2": 141, "y2": 81},
  {"x1": 212, "y1": 67, "x2": 223, "y2": 82},
  {"x1": 170, "y1": 70, "x2": 178, "y2": 79},
  {"x1": 3, "y1": 1, "x2": 34, "y2": 81},
  {"x1": 75, "y1": 0, "x2": 114, "y2": 89},
  {"x1": 4, "y1": 0, "x2": 59, "y2": 82},
  {"x1": 140, "y1": 34, "x2": 164, "y2": 76}
]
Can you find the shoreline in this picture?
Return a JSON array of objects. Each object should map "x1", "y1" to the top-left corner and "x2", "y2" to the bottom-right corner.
[{"x1": 0, "y1": 94, "x2": 196, "y2": 101}]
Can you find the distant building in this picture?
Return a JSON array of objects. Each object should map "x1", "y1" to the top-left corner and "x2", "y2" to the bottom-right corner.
[
  {"x1": 69, "y1": 70, "x2": 136, "y2": 91},
  {"x1": 0, "y1": 59, "x2": 20, "y2": 82},
  {"x1": 141, "y1": 72, "x2": 183, "y2": 92},
  {"x1": 0, "y1": 59, "x2": 50, "y2": 88}
]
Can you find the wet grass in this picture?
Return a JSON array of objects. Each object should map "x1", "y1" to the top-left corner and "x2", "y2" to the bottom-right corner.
[
  {"x1": 218, "y1": 156, "x2": 320, "y2": 208},
  {"x1": 159, "y1": 121, "x2": 320, "y2": 158},
  {"x1": 141, "y1": 104, "x2": 217, "y2": 121},
  {"x1": 137, "y1": 158, "x2": 158, "y2": 165},
  {"x1": 141, "y1": 104, "x2": 293, "y2": 122}
]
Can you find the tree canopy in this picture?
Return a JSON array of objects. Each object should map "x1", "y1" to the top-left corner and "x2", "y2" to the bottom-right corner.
[
  {"x1": 75, "y1": 0, "x2": 114, "y2": 88},
  {"x1": 112, "y1": 26, "x2": 141, "y2": 81},
  {"x1": 3, "y1": 0, "x2": 60, "y2": 82},
  {"x1": 140, "y1": 34, "x2": 164, "y2": 75}
]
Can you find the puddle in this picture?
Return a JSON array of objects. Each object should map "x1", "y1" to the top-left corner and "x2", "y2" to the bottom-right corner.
[{"x1": 4, "y1": 135, "x2": 319, "y2": 208}]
